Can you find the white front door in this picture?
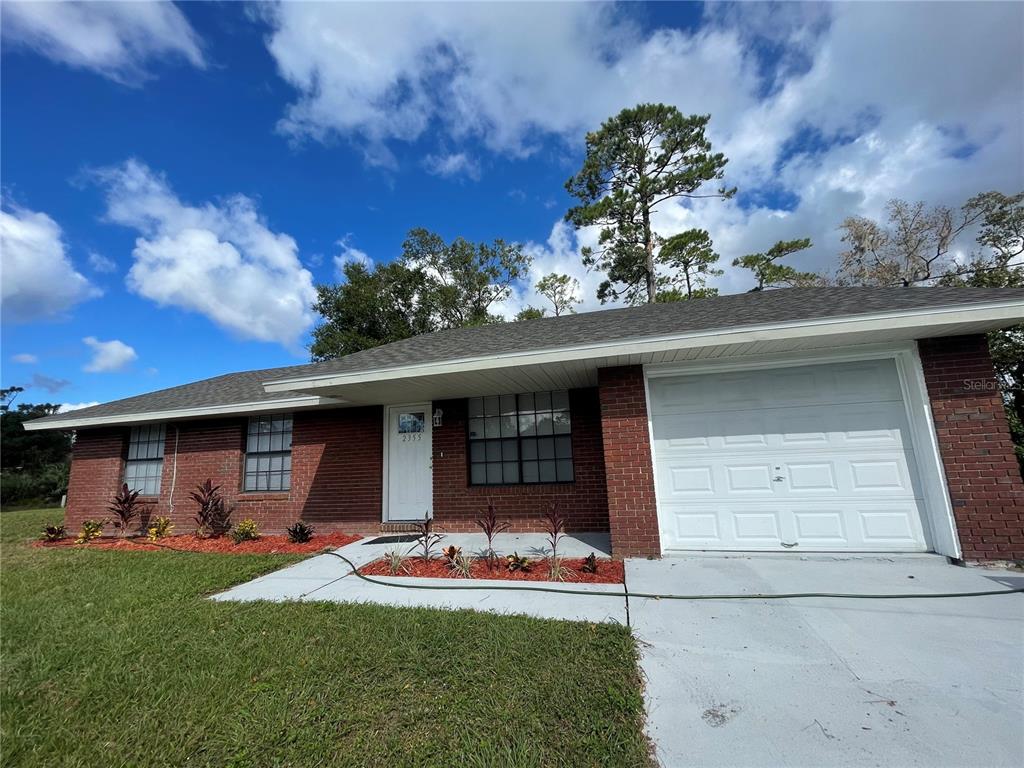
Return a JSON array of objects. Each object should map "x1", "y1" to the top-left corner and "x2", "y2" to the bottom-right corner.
[
  {"x1": 649, "y1": 358, "x2": 930, "y2": 552},
  {"x1": 385, "y1": 404, "x2": 433, "y2": 522}
]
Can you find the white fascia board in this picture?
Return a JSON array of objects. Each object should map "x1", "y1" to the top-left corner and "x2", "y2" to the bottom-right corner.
[
  {"x1": 22, "y1": 396, "x2": 343, "y2": 431},
  {"x1": 262, "y1": 299, "x2": 1024, "y2": 393}
]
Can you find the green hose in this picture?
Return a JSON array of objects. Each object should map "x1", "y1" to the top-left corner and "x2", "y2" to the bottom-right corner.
[{"x1": 325, "y1": 552, "x2": 1024, "y2": 601}]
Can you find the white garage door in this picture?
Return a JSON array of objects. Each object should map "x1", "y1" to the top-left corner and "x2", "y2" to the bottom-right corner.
[{"x1": 649, "y1": 359, "x2": 929, "y2": 552}]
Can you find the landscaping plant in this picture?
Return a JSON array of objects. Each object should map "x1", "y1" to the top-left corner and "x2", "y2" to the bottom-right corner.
[
  {"x1": 542, "y1": 502, "x2": 570, "y2": 581},
  {"x1": 581, "y1": 552, "x2": 599, "y2": 574},
  {"x1": 506, "y1": 552, "x2": 531, "y2": 572},
  {"x1": 286, "y1": 521, "x2": 315, "y2": 543},
  {"x1": 411, "y1": 513, "x2": 443, "y2": 561},
  {"x1": 76, "y1": 519, "x2": 105, "y2": 544},
  {"x1": 230, "y1": 519, "x2": 261, "y2": 544},
  {"x1": 40, "y1": 524, "x2": 67, "y2": 542},
  {"x1": 190, "y1": 479, "x2": 231, "y2": 537},
  {"x1": 384, "y1": 549, "x2": 408, "y2": 575},
  {"x1": 107, "y1": 483, "x2": 142, "y2": 538},
  {"x1": 474, "y1": 501, "x2": 510, "y2": 570},
  {"x1": 440, "y1": 545, "x2": 462, "y2": 562},
  {"x1": 147, "y1": 516, "x2": 174, "y2": 541},
  {"x1": 446, "y1": 552, "x2": 473, "y2": 578}
]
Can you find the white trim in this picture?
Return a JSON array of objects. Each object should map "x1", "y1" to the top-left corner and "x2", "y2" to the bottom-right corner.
[
  {"x1": 23, "y1": 396, "x2": 343, "y2": 431},
  {"x1": 263, "y1": 299, "x2": 1024, "y2": 393},
  {"x1": 382, "y1": 402, "x2": 433, "y2": 523},
  {"x1": 642, "y1": 342, "x2": 960, "y2": 558}
]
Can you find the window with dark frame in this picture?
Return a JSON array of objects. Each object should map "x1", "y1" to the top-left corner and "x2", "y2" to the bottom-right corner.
[
  {"x1": 244, "y1": 414, "x2": 292, "y2": 492},
  {"x1": 467, "y1": 391, "x2": 573, "y2": 485},
  {"x1": 124, "y1": 424, "x2": 165, "y2": 496}
]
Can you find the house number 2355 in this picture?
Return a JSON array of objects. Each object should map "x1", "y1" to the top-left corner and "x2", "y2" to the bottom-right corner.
[{"x1": 401, "y1": 433, "x2": 423, "y2": 442}]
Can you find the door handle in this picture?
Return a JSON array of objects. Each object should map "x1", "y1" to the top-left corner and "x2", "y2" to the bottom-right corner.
[{"x1": 780, "y1": 541, "x2": 798, "y2": 548}]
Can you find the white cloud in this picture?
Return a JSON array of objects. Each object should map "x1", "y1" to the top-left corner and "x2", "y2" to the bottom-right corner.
[
  {"x1": 333, "y1": 237, "x2": 372, "y2": 280},
  {"x1": 91, "y1": 159, "x2": 317, "y2": 348},
  {"x1": 11, "y1": 353, "x2": 38, "y2": 364},
  {"x1": 0, "y1": 204, "x2": 100, "y2": 323},
  {"x1": 83, "y1": 336, "x2": 137, "y2": 373},
  {"x1": 261, "y1": 2, "x2": 1021, "y2": 297},
  {"x1": 2, "y1": 0, "x2": 204, "y2": 84},
  {"x1": 424, "y1": 152, "x2": 481, "y2": 181},
  {"x1": 29, "y1": 373, "x2": 71, "y2": 394},
  {"x1": 58, "y1": 401, "x2": 100, "y2": 413},
  {"x1": 88, "y1": 251, "x2": 117, "y2": 273}
]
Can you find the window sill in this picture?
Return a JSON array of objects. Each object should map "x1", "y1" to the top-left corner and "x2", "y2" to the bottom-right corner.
[{"x1": 236, "y1": 492, "x2": 291, "y2": 501}]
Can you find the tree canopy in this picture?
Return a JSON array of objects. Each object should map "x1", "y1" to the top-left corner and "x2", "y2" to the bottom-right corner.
[
  {"x1": 535, "y1": 273, "x2": 581, "y2": 316},
  {"x1": 657, "y1": 229, "x2": 721, "y2": 299},
  {"x1": 565, "y1": 104, "x2": 734, "y2": 305},
  {"x1": 310, "y1": 229, "x2": 531, "y2": 360},
  {"x1": 732, "y1": 238, "x2": 816, "y2": 290}
]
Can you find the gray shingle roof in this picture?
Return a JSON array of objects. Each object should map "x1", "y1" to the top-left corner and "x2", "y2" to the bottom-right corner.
[{"x1": 28, "y1": 286, "x2": 1024, "y2": 427}]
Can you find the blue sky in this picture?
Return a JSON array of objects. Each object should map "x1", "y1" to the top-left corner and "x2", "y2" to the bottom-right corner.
[{"x1": 2, "y1": 1, "x2": 1022, "y2": 410}]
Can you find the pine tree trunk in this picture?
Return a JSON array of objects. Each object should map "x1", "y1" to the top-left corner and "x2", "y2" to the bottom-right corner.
[{"x1": 642, "y1": 205, "x2": 656, "y2": 303}]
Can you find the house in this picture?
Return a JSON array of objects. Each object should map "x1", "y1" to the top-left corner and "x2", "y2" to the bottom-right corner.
[{"x1": 27, "y1": 287, "x2": 1024, "y2": 561}]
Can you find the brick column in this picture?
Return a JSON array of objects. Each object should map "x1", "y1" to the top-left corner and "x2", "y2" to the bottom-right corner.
[
  {"x1": 597, "y1": 365, "x2": 661, "y2": 558},
  {"x1": 918, "y1": 335, "x2": 1024, "y2": 561},
  {"x1": 65, "y1": 428, "x2": 126, "y2": 532}
]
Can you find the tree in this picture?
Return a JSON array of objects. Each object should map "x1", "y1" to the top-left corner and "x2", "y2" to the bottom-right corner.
[
  {"x1": 515, "y1": 307, "x2": 545, "y2": 321},
  {"x1": 402, "y1": 228, "x2": 531, "y2": 328},
  {"x1": 657, "y1": 229, "x2": 721, "y2": 299},
  {"x1": 310, "y1": 260, "x2": 434, "y2": 360},
  {"x1": 310, "y1": 229, "x2": 532, "y2": 360},
  {"x1": 836, "y1": 199, "x2": 986, "y2": 286},
  {"x1": 732, "y1": 238, "x2": 816, "y2": 290},
  {"x1": 1, "y1": 400, "x2": 72, "y2": 506},
  {"x1": 535, "y1": 273, "x2": 581, "y2": 316},
  {"x1": 565, "y1": 104, "x2": 735, "y2": 305}
]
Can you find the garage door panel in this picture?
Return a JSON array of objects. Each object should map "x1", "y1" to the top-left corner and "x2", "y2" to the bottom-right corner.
[
  {"x1": 655, "y1": 452, "x2": 920, "y2": 501},
  {"x1": 649, "y1": 360, "x2": 906, "y2": 415},
  {"x1": 661, "y1": 501, "x2": 926, "y2": 551},
  {"x1": 650, "y1": 358, "x2": 930, "y2": 553},
  {"x1": 653, "y1": 404, "x2": 912, "y2": 454}
]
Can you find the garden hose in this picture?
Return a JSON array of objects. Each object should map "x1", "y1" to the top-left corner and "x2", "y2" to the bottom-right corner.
[{"x1": 323, "y1": 552, "x2": 1024, "y2": 601}]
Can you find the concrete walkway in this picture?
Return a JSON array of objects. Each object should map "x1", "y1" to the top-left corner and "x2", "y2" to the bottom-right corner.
[
  {"x1": 214, "y1": 545, "x2": 1023, "y2": 766},
  {"x1": 629, "y1": 554, "x2": 1024, "y2": 768},
  {"x1": 211, "y1": 532, "x2": 626, "y2": 624}
]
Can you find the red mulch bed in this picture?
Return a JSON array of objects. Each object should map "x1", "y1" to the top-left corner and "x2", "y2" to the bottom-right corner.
[
  {"x1": 34, "y1": 532, "x2": 361, "y2": 555},
  {"x1": 361, "y1": 556, "x2": 623, "y2": 584}
]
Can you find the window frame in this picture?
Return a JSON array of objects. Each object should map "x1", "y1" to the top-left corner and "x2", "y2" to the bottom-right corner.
[
  {"x1": 466, "y1": 391, "x2": 574, "y2": 487},
  {"x1": 243, "y1": 413, "x2": 293, "y2": 493},
  {"x1": 123, "y1": 423, "x2": 166, "y2": 497}
]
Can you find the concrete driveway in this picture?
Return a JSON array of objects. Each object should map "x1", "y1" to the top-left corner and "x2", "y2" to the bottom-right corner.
[{"x1": 628, "y1": 554, "x2": 1024, "y2": 768}]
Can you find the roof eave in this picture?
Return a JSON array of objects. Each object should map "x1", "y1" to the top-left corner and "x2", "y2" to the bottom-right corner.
[
  {"x1": 261, "y1": 298, "x2": 1024, "y2": 394},
  {"x1": 22, "y1": 395, "x2": 345, "y2": 432}
]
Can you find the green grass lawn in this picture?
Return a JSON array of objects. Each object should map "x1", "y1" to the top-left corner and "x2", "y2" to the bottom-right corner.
[{"x1": 0, "y1": 509, "x2": 651, "y2": 767}]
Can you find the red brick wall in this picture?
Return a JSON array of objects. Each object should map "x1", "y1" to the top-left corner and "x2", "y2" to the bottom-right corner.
[
  {"x1": 919, "y1": 335, "x2": 1024, "y2": 561},
  {"x1": 597, "y1": 366, "x2": 660, "y2": 558},
  {"x1": 431, "y1": 388, "x2": 609, "y2": 532},
  {"x1": 63, "y1": 406, "x2": 384, "y2": 537}
]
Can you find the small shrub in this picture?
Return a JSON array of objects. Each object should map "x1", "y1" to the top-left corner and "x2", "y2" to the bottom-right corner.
[
  {"x1": 230, "y1": 518, "x2": 261, "y2": 544},
  {"x1": 475, "y1": 501, "x2": 510, "y2": 570},
  {"x1": 506, "y1": 552, "x2": 531, "y2": 572},
  {"x1": 446, "y1": 552, "x2": 473, "y2": 578},
  {"x1": 580, "y1": 552, "x2": 599, "y2": 574},
  {"x1": 542, "y1": 502, "x2": 569, "y2": 581},
  {"x1": 190, "y1": 479, "x2": 230, "y2": 537},
  {"x1": 76, "y1": 519, "x2": 105, "y2": 544},
  {"x1": 107, "y1": 483, "x2": 142, "y2": 538},
  {"x1": 411, "y1": 513, "x2": 443, "y2": 561},
  {"x1": 384, "y1": 549, "x2": 408, "y2": 576},
  {"x1": 286, "y1": 521, "x2": 315, "y2": 543},
  {"x1": 40, "y1": 524, "x2": 67, "y2": 542},
  {"x1": 146, "y1": 516, "x2": 174, "y2": 541},
  {"x1": 440, "y1": 545, "x2": 462, "y2": 562}
]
